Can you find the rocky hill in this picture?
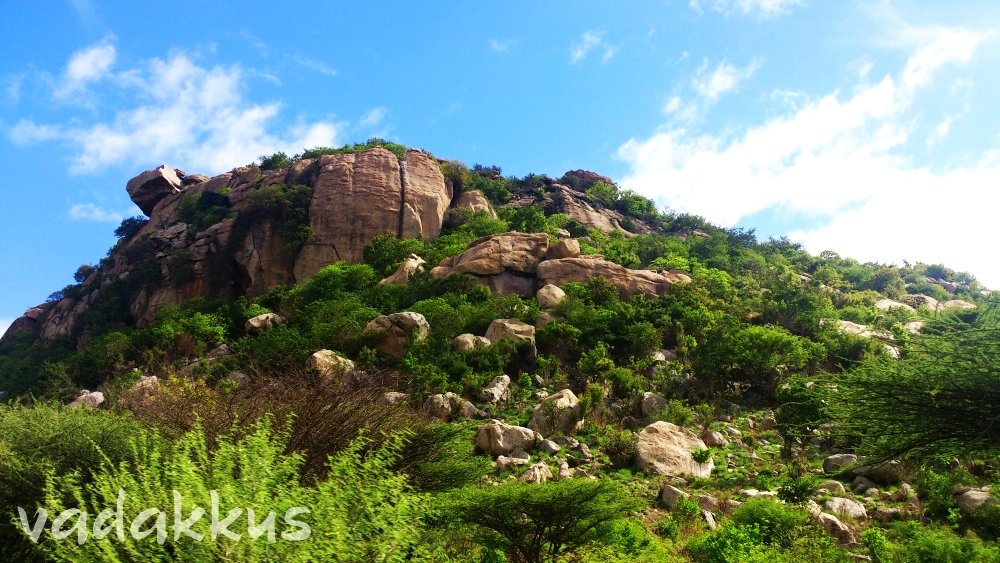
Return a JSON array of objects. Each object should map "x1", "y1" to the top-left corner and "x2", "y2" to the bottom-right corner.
[{"x1": 6, "y1": 143, "x2": 662, "y2": 344}]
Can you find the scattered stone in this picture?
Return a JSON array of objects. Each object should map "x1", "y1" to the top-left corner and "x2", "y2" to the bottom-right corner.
[
  {"x1": 527, "y1": 389, "x2": 582, "y2": 436},
  {"x1": 661, "y1": 485, "x2": 690, "y2": 509},
  {"x1": 363, "y1": 312, "x2": 430, "y2": 358},
  {"x1": 697, "y1": 494, "x2": 720, "y2": 512},
  {"x1": 496, "y1": 456, "x2": 530, "y2": 471},
  {"x1": 307, "y1": 350, "x2": 355, "y2": 382},
  {"x1": 635, "y1": 421, "x2": 713, "y2": 478},
  {"x1": 477, "y1": 419, "x2": 540, "y2": 458},
  {"x1": 485, "y1": 319, "x2": 536, "y2": 352},
  {"x1": 381, "y1": 392, "x2": 408, "y2": 406},
  {"x1": 891, "y1": 483, "x2": 916, "y2": 502},
  {"x1": 701, "y1": 429, "x2": 728, "y2": 448},
  {"x1": 536, "y1": 284, "x2": 567, "y2": 309},
  {"x1": 955, "y1": 489, "x2": 995, "y2": 515},
  {"x1": 538, "y1": 439, "x2": 561, "y2": 454},
  {"x1": 640, "y1": 391, "x2": 667, "y2": 418},
  {"x1": 824, "y1": 497, "x2": 868, "y2": 520},
  {"x1": 722, "y1": 500, "x2": 742, "y2": 514},
  {"x1": 454, "y1": 333, "x2": 491, "y2": 352},
  {"x1": 858, "y1": 461, "x2": 904, "y2": 485},
  {"x1": 558, "y1": 460, "x2": 572, "y2": 479},
  {"x1": 482, "y1": 375, "x2": 512, "y2": 404},
  {"x1": 522, "y1": 462, "x2": 553, "y2": 483},
  {"x1": 69, "y1": 390, "x2": 105, "y2": 409},
  {"x1": 824, "y1": 453, "x2": 858, "y2": 474},
  {"x1": 702, "y1": 510, "x2": 718, "y2": 531},
  {"x1": 818, "y1": 480, "x2": 847, "y2": 494},
  {"x1": 874, "y1": 298, "x2": 914, "y2": 312},
  {"x1": 852, "y1": 476, "x2": 879, "y2": 495},
  {"x1": 424, "y1": 392, "x2": 483, "y2": 420},
  {"x1": 873, "y1": 507, "x2": 902, "y2": 522},
  {"x1": 815, "y1": 511, "x2": 858, "y2": 545},
  {"x1": 245, "y1": 312, "x2": 284, "y2": 334}
]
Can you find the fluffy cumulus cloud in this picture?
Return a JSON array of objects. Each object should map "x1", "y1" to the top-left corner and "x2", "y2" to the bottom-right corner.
[
  {"x1": 617, "y1": 28, "x2": 1000, "y2": 288},
  {"x1": 68, "y1": 203, "x2": 126, "y2": 222},
  {"x1": 690, "y1": 0, "x2": 802, "y2": 18},
  {"x1": 10, "y1": 40, "x2": 344, "y2": 175}
]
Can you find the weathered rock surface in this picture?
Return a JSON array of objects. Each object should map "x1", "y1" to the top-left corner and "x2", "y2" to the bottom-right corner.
[
  {"x1": 823, "y1": 497, "x2": 868, "y2": 520},
  {"x1": 379, "y1": 254, "x2": 426, "y2": 285},
  {"x1": 635, "y1": 421, "x2": 713, "y2": 478},
  {"x1": 640, "y1": 391, "x2": 667, "y2": 418},
  {"x1": 528, "y1": 389, "x2": 582, "y2": 436},
  {"x1": 661, "y1": 484, "x2": 690, "y2": 508},
  {"x1": 363, "y1": 312, "x2": 430, "y2": 358},
  {"x1": 955, "y1": 488, "x2": 995, "y2": 514},
  {"x1": 546, "y1": 239, "x2": 580, "y2": 260},
  {"x1": 307, "y1": 350, "x2": 356, "y2": 382},
  {"x1": 424, "y1": 392, "x2": 484, "y2": 420},
  {"x1": 874, "y1": 298, "x2": 914, "y2": 312},
  {"x1": 452, "y1": 190, "x2": 496, "y2": 219},
  {"x1": 536, "y1": 284, "x2": 566, "y2": 310},
  {"x1": 127, "y1": 165, "x2": 184, "y2": 216},
  {"x1": 482, "y1": 375, "x2": 512, "y2": 404},
  {"x1": 485, "y1": 319, "x2": 536, "y2": 350},
  {"x1": 454, "y1": 333, "x2": 491, "y2": 352},
  {"x1": 537, "y1": 258, "x2": 687, "y2": 299},
  {"x1": 522, "y1": 462, "x2": 553, "y2": 483},
  {"x1": 0, "y1": 306, "x2": 46, "y2": 343},
  {"x1": 477, "y1": 419, "x2": 539, "y2": 457},
  {"x1": 69, "y1": 390, "x2": 105, "y2": 409},
  {"x1": 823, "y1": 453, "x2": 858, "y2": 474},
  {"x1": 245, "y1": 313, "x2": 285, "y2": 334}
]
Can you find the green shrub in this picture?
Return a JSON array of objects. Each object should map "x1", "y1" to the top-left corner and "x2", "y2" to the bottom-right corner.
[
  {"x1": 0, "y1": 404, "x2": 156, "y2": 561},
  {"x1": 38, "y1": 420, "x2": 434, "y2": 561},
  {"x1": 175, "y1": 191, "x2": 232, "y2": 231},
  {"x1": 777, "y1": 475, "x2": 817, "y2": 505},
  {"x1": 862, "y1": 528, "x2": 891, "y2": 563},
  {"x1": 687, "y1": 524, "x2": 767, "y2": 563},
  {"x1": 362, "y1": 234, "x2": 426, "y2": 278},
  {"x1": 235, "y1": 183, "x2": 313, "y2": 252},
  {"x1": 600, "y1": 427, "x2": 638, "y2": 468},
  {"x1": 258, "y1": 151, "x2": 293, "y2": 170},
  {"x1": 730, "y1": 498, "x2": 808, "y2": 547},
  {"x1": 113, "y1": 216, "x2": 147, "y2": 239},
  {"x1": 691, "y1": 448, "x2": 712, "y2": 464},
  {"x1": 657, "y1": 400, "x2": 694, "y2": 426}
]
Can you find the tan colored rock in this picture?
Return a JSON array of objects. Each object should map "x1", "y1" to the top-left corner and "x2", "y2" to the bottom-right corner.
[
  {"x1": 452, "y1": 190, "x2": 497, "y2": 219},
  {"x1": 640, "y1": 391, "x2": 667, "y2": 418},
  {"x1": 661, "y1": 484, "x2": 690, "y2": 508},
  {"x1": 485, "y1": 319, "x2": 536, "y2": 349},
  {"x1": 0, "y1": 306, "x2": 46, "y2": 343},
  {"x1": 901, "y1": 294, "x2": 939, "y2": 311},
  {"x1": 955, "y1": 489, "x2": 995, "y2": 514},
  {"x1": 482, "y1": 375, "x2": 512, "y2": 404},
  {"x1": 522, "y1": 462, "x2": 553, "y2": 483},
  {"x1": 635, "y1": 421, "x2": 713, "y2": 478},
  {"x1": 477, "y1": 419, "x2": 539, "y2": 457},
  {"x1": 823, "y1": 497, "x2": 867, "y2": 520},
  {"x1": 535, "y1": 311, "x2": 559, "y2": 329},
  {"x1": 497, "y1": 455, "x2": 531, "y2": 471},
  {"x1": 308, "y1": 350, "x2": 355, "y2": 381},
  {"x1": 245, "y1": 313, "x2": 284, "y2": 334},
  {"x1": 528, "y1": 389, "x2": 582, "y2": 436},
  {"x1": 940, "y1": 299, "x2": 976, "y2": 311},
  {"x1": 537, "y1": 257, "x2": 685, "y2": 299},
  {"x1": 379, "y1": 254, "x2": 426, "y2": 285},
  {"x1": 362, "y1": 312, "x2": 430, "y2": 358},
  {"x1": 381, "y1": 392, "x2": 409, "y2": 406},
  {"x1": 435, "y1": 232, "x2": 549, "y2": 276},
  {"x1": 546, "y1": 239, "x2": 580, "y2": 260},
  {"x1": 424, "y1": 392, "x2": 483, "y2": 420},
  {"x1": 832, "y1": 319, "x2": 892, "y2": 340},
  {"x1": 69, "y1": 390, "x2": 105, "y2": 409},
  {"x1": 400, "y1": 150, "x2": 451, "y2": 240},
  {"x1": 126, "y1": 165, "x2": 183, "y2": 215},
  {"x1": 701, "y1": 429, "x2": 728, "y2": 448},
  {"x1": 904, "y1": 321, "x2": 925, "y2": 335},
  {"x1": 536, "y1": 284, "x2": 566, "y2": 309},
  {"x1": 454, "y1": 333, "x2": 491, "y2": 352},
  {"x1": 815, "y1": 511, "x2": 858, "y2": 544}
]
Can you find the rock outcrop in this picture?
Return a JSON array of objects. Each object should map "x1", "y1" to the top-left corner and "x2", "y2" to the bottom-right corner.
[
  {"x1": 379, "y1": 254, "x2": 426, "y2": 285},
  {"x1": 431, "y1": 232, "x2": 549, "y2": 296},
  {"x1": 528, "y1": 389, "x2": 582, "y2": 436},
  {"x1": 476, "y1": 419, "x2": 539, "y2": 457},
  {"x1": 127, "y1": 165, "x2": 183, "y2": 215},
  {"x1": 452, "y1": 190, "x2": 496, "y2": 219},
  {"x1": 538, "y1": 258, "x2": 688, "y2": 300}
]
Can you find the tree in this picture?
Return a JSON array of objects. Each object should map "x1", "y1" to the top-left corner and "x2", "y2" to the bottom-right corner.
[
  {"x1": 114, "y1": 216, "x2": 148, "y2": 239},
  {"x1": 446, "y1": 479, "x2": 642, "y2": 563},
  {"x1": 829, "y1": 303, "x2": 1000, "y2": 462}
]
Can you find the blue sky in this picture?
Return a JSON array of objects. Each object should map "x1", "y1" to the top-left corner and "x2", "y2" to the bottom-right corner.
[{"x1": 2, "y1": 1, "x2": 1000, "y2": 333}]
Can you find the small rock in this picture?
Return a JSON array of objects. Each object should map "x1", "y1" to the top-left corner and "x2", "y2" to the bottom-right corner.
[
  {"x1": 661, "y1": 485, "x2": 690, "y2": 509},
  {"x1": 545, "y1": 238, "x2": 580, "y2": 260},
  {"x1": 697, "y1": 494, "x2": 720, "y2": 512},
  {"x1": 522, "y1": 462, "x2": 553, "y2": 483},
  {"x1": 380, "y1": 391, "x2": 408, "y2": 406},
  {"x1": 955, "y1": 489, "x2": 995, "y2": 515},
  {"x1": 702, "y1": 510, "x2": 718, "y2": 531},
  {"x1": 823, "y1": 497, "x2": 868, "y2": 520},
  {"x1": 872, "y1": 507, "x2": 902, "y2": 522},
  {"x1": 477, "y1": 419, "x2": 539, "y2": 458},
  {"x1": 891, "y1": 483, "x2": 915, "y2": 502},
  {"x1": 640, "y1": 391, "x2": 667, "y2": 418},
  {"x1": 538, "y1": 439, "x2": 561, "y2": 454},
  {"x1": 818, "y1": 480, "x2": 847, "y2": 494},
  {"x1": 496, "y1": 456, "x2": 530, "y2": 471},
  {"x1": 245, "y1": 313, "x2": 284, "y2": 334},
  {"x1": 536, "y1": 284, "x2": 567, "y2": 309},
  {"x1": 701, "y1": 429, "x2": 728, "y2": 448},
  {"x1": 454, "y1": 333, "x2": 491, "y2": 352},
  {"x1": 482, "y1": 374, "x2": 512, "y2": 404},
  {"x1": 558, "y1": 460, "x2": 572, "y2": 479},
  {"x1": 68, "y1": 390, "x2": 105, "y2": 409}
]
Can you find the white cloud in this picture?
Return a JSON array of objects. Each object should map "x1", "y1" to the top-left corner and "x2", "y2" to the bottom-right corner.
[
  {"x1": 293, "y1": 55, "x2": 338, "y2": 77},
  {"x1": 68, "y1": 203, "x2": 125, "y2": 223},
  {"x1": 690, "y1": 0, "x2": 802, "y2": 18},
  {"x1": 490, "y1": 39, "x2": 515, "y2": 53},
  {"x1": 54, "y1": 38, "x2": 116, "y2": 100},
  {"x1": 693, "y1": 58, "x2": 761, "y2": 102},
  {"x1": 571, "y1": 31, "x2": 614, "y2": 64},
  {"x1": 10, "y1": 46, "x2": 346, "y2": 175},
  {"x1": 618, "y1": 27, "x2": 1000, "y2": 288},
  {"x1": 359, "y1": 107, "x2": 388, "y2": 128}
]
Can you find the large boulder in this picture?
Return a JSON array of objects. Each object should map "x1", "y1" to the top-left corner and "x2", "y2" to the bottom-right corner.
[
  {"x1": 485, "y1": 319, "x2": 536, "y2": 351},
  {"x1": 245, "y1": 313, "x2": 284, "y2": 334},
  {"x1": 477, "y1": 419, "x2": 540, "y2": 457},
  {"x1": 823, "y1": 453, "x2": 858, "y2": 474},
  {"x1": 874, "y1": 299, "x2": 914, "y2": 312},
  {"x1": 433, "y1": 232, "x2": 549, "y2": 277},
  {"x1": 537, "y1": 257, "x2": 687, "y2": 299},
  {"x1": 640, "y1": 392, "x2": 667, "y2": 418},
  {"x1": 362, "y1": 312, "x2": 430, "y2": 358},
  {"x1": 955, "y1": 488, "x2": 995, "y2": 515},
  {"x1": 528, "y1": 389, "x2": 582, "y2": 436},
  {"x1": 901, "y1": 294, "x2": 939, "y2": 311},
  {"x1": 424, "y1": 392, "x2": 484, "y2": 420},
  {"x1": 823, "y1": 497, "x2": 868, "y2": 520},
  {"x1": 400, "y1": 150, "x2": 451, "y2": 240},
  {"x1": 940, "y1": 299, "x2": 976, "y2": 311},
  {"x1": 126, "y1": 165, "x2": 183, "y2": 215},
  {"x1": 635, "y1": 421, "x2": 713, "y2": 478},
  {"x1": 0, "y1": 306, "x2": 46, "y2": 343},
  {"x1": 536, "y1": 284, "x2": 566, "y2": 310},
  {"x1": 379, "y1": 254, "x2": 426, "y2": 285}
]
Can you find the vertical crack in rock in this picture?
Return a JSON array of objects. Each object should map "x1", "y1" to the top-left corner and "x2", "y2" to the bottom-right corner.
[{"x1": 397, "y1": 157, "x2": 408, "y2": 239}]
